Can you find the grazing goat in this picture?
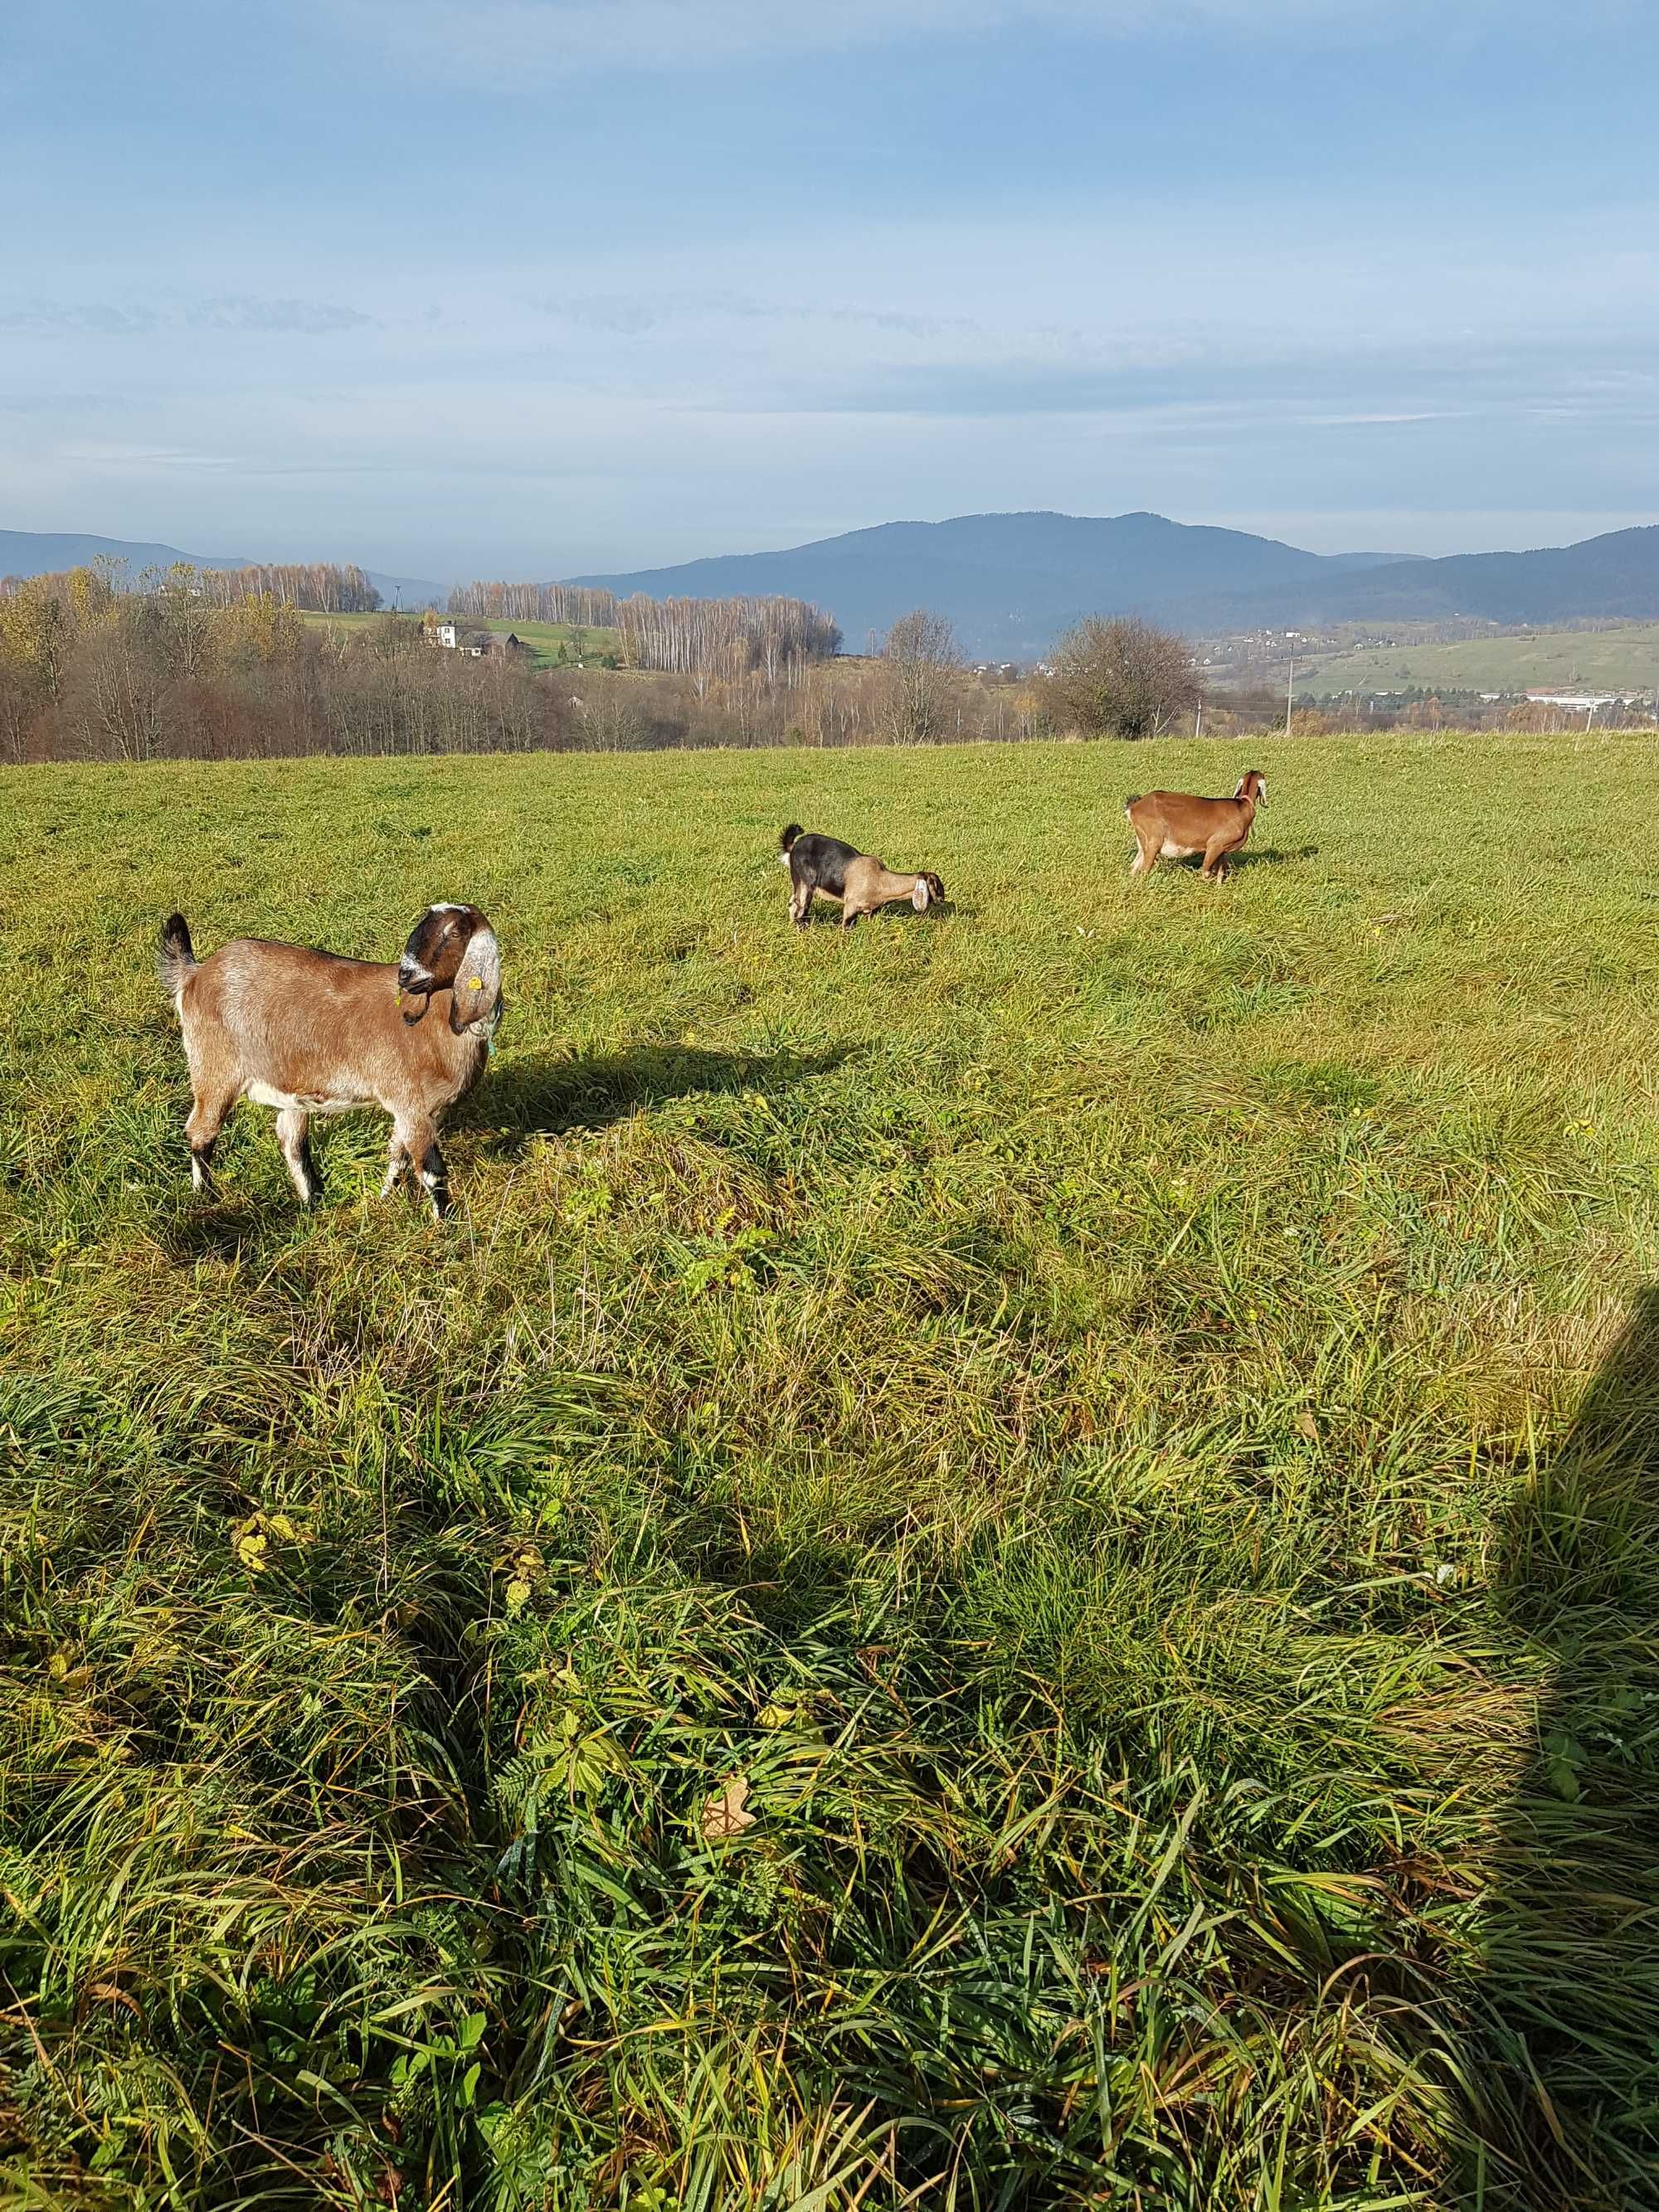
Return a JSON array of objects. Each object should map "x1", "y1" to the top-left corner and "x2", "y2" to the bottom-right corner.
[
  {"x1": 1125, "y1": 771, "x2": 1267, "y2": 882},
  {"x1": 158, "y1": 902, "x2": 502, "y2": 1218},
  {"x1": 779, "y1": 824, "x2": 945, "y2": 931}
]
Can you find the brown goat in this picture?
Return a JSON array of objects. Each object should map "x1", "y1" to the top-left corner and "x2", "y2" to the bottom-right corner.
[
  {"x1": 158, "y1": 902, "x2": 502, "y2": 1218},
  {"x1": 1125, "y1": 771, "x2": 1267, "y2": 882}
]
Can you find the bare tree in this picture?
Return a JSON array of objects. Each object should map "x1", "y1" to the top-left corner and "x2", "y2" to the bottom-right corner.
[
  {"x1": 1045, "y1": 615, "x2": 1201, "y2": 741},
  {"x1": 876, "y1": 608, "x2": 961, "y2": 745},
  {"x1": 151, "y1": 565, "x2": 219, "y2": 678}
]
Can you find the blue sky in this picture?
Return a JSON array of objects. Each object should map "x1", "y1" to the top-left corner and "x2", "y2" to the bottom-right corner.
[{"x1": 3, "y1": 0, "x2": 1655, "y2": 581}]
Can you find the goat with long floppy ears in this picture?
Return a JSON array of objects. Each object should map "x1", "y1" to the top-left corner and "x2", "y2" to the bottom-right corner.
[
  {"x1": 1125, "y1": 771, "x2": 1267, "y2": 882},
  {"x1": 158, "y1": 901, "x2": 502, "y2": 1217},
  {"x1": 778, "y1": 824, "x2": 945, "y2": 931}
]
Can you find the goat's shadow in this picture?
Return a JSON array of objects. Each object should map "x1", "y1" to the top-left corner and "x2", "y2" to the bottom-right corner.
[
  {"x1": 1139, "y1": 843, "x2": 1318, "y2": 873},
  {"x1": 792, "y1": 905, "x2": 963, "y2": 928},
  {"x1": 1448, "y1": 1285, "x2": 1659, "y2": 2204},
  {"x1": 156, "y1": 1201, "x2": 270, "y2": 1266},
  {"x1": 471, "y1": 1041, "x2": 858, "y2": 1156},
  {"x1": 1231, "y1": 843, "x2": 1319, "y2": 869}
]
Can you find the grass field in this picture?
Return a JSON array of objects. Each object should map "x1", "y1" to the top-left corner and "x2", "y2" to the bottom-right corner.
[
  {"x1": 1298, "y1": 622, "x2": 1659, "y2": 699},
  {"x1": 4, "y1": 731, "x2": 1659, "y2": 2209},
  {"x1": 303, "y1": 613, "x2": 625, "y2": 668}
]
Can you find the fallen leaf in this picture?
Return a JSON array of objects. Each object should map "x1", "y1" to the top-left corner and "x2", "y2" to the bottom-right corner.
[
  {"x1": 1295, "y1": 1410, "x2": 1319, "y2": 1440},
  {"x1": 701, "y1": 1772, "x2": 756, "y2": 1842}
]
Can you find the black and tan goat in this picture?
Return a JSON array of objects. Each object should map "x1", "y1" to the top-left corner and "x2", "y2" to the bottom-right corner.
[
  {"x1": 158, "y1": 902, "x2": 502, "y2": 1218},
  {"x1": 779, "y1": 824, "x2": 945, "y2": 931},
  {"x1": 1125, "y1": 771, "x2": 1267, "y2": 882}
]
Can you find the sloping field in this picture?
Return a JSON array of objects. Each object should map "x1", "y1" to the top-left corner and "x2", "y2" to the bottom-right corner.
[
  {"x1": 1300, "y1": 621, "x2": 1659, "y2": 698},
  {"x1": 304, "y1": 611, "x2": 623, "y2": 666},
  {"x1": 3, "y1": 732, "x2": 1659, "y2": 2209}
]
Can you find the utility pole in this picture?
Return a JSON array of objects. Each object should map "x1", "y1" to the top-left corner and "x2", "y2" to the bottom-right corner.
[
  {"x1": 1194, "y1": 698, "x2": 1203, "y2": 740},
  {"x1": 1285, "y1": 637, "x2": 1295, "y2": 738}
]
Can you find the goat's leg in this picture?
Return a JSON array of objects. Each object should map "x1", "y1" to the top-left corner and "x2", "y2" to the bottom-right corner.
[
  {"x1": 396, "y1": 1116, "x2": 450, "y2": 1220},
  {"x1": 381, "y1": 1130, "x2": 411, "y2": 1198},
  {"x1": 275, "y1": 1108, "x2": 318, "y2": 1207},
  {"x1": 1200, "y1": 834, "x2": 1233, "y2": 882},
  {"x1": 791, "y1": 882, "x2": 814, "y2": 927},
  {"x1": 184, "y1": 1082, "x2": 236, "y2": 1195},
  {"x1": 1130, "y1": 834, "x2": 1155, "y2": 876}
]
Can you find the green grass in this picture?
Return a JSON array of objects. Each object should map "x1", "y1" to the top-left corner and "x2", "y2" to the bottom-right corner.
[
  {"x1": 303, "y1": 613, "x2": 624, "y2": 668},
  {"x1": 1299, "y1": 622, "x2": 1659, "y2": 698},
  {"x1": 3, "y1": 730, "x2": 1659, "y2": 2210}
]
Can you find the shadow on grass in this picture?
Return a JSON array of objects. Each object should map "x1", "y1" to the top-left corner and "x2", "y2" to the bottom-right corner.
[
  {"x1": 1146, "y1": 843, "x2": 1318, "y2": 873},
  {"x1": 474, "y1": 1041, "x2": 859, "y2": 1155},
  {"x1": 155, "y1": 1198, "x2": 283, "y2": 1266},
  {"x1": 1457, "y1": 1286, "x2": 1659, "y2": 2205},
  {"x1": 791, "y1": 904, "x2": 962, "y2": 927},
  {"x1": 1233, "y1": 843, "x2": 1320, "y2": 869}
]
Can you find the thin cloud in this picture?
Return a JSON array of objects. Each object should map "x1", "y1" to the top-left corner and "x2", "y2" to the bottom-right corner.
[
  {"x1": 329, "y1": 0, "x2": 1602, "y2": 83},
  {"x1": 538, "y1": 289, "x2": 984, "y2": 341},
  {"x1": 0, "y1": 296, "x2": 377, "y2": 338},
  {"x1": 185, "y1": 297, "x2": 377, "y2": 334}
]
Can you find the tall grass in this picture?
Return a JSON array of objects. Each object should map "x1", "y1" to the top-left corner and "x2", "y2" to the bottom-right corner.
[{"x1": 2, "y1": 730, "x2": 1657, "y2": 2208}]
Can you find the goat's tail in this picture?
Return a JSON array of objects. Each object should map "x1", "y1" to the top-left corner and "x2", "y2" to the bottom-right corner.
[
  {"x1": 779, "y1": 822, "x2": 803, "y2": 855},
  {"x1": 1124, "y1": 794, "x2": 1141, "y2": 818},
  {"x1": 158, "y1": 912, "x2": 197, "y2": 1009}
]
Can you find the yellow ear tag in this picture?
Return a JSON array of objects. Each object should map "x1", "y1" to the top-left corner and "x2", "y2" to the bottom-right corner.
[{"x1": 468, "y1": 975, "x2": 484, "y2": 990}]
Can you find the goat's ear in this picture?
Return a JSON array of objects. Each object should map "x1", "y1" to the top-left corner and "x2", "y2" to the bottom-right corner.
[
  {"x1": 1257, "y1": 775, "x2": 1267, "y2": 805},
  {"x1": 912, "y1": 878, "x2": 930, "y2": 912},
  {"x1": 449, "y1": 925, "x2": 501, "y2": 1032},
  {"x1": 401, "y1": 906, "x2": 462, "y2": 984}
]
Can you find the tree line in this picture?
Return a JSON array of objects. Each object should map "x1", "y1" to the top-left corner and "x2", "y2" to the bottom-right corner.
[
  {"x1": 448, "y1": 580, "x2": 623, "y2": 626},
  {"x1": 0, "y1": 557, "x2": 384, "y2": 615},
  {"x1": 612, "y1": 594, "x2": 840, "y2": 683},
  {"x1": 449, "y1": 578, "x2": 842, "y2": 682},
  {"x1": 8, "y1": 564, "x2": 1607, "y2": 765},
  {"x1": 193, "y1": 562, "x2": 382, "y2": 612},
  {"x1": 0, "y1": 568, "x2": 559, "y2": 764}
]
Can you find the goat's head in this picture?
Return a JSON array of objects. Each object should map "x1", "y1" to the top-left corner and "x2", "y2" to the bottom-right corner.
[
  {"x1": 399, "y1": 903, "x2": 503, "y2": 1033},
  {"x1": 912, "y1": 871, "x2": 946, "y2": 912},
  {"x1": 1234, "y1": 770, "x2": 1267, "y2": 805}
]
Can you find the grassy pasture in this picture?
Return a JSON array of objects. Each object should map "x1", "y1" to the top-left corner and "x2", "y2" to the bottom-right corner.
[
  {"x1": 303, "y1": 612, "x2": 624, "y2": 668},
  {"x1": 3, "y1": 731, "x2": 1659, "y2": 2210},
  {"x1": 1299, "y1": 621, "x2": 1659, "y2": 699}
]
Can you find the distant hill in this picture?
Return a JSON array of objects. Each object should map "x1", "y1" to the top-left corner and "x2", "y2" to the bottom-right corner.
[
  {"x1": 0, "y1": 529, "x2": 440, "y2": 614},
  {"x1": 569, "y1": 509, "x2": 1659, "y2": 654},
  {"x1": 568, "y1": 511, "x2": 1426, "y2": 656},
  {"x1": 0, "y1": 528, "x2": 251, "y2": 580},
  {"x1": 1174, "y1": 526, "x2": 1659, "y2": 634}
]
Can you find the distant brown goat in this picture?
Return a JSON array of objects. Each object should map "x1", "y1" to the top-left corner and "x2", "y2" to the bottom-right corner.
[
  {"x1": 158, "y1": 902, "x2": 502, "y2": 1218},
  {"x1": 1125, "y1": 771, "x2": 1267, "y2": 882}
]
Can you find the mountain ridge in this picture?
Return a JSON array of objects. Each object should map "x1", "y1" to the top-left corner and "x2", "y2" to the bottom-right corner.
[{"x1": 568, "y1": 510, "x2": 1659, "y2": 655}]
